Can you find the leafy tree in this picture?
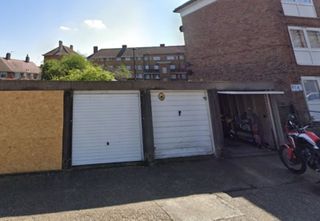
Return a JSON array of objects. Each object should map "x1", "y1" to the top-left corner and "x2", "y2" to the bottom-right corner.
[
  {"x1": 113, "y1": 64, "x2": 132, "y2": 81},
  {"x1": 41, "y1": 54, "x2": 115, "y2": 81},
  {"x1": 41, "y1": 59, "x2": 62, "y2": 80}
]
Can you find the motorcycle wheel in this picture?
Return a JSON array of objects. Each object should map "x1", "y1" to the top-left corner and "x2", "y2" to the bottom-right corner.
[{"x1": 279, "y1": 145, "x2": 307, "y2": 174}]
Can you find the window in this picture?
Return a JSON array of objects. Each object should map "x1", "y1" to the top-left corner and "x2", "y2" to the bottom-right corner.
[
  {"x1": 7, "y1": 73, "x2": 15, "y2": 79},
  {"x1": 33, "y1": 74, "x2": 39, "y2": 80},
  {"x1": 288, "y1": 26, "x2": 320, "y2": 65},
  {"x1": 179, "y1": 55, "x2": 185, "y2": 60},
  {"x1": 126, "y1": 66, "x2": 131, "y2": 70},
  {"x1": 281, "y1": 0, "x2": 317, "y2": 18},
  {"x1": 153, "y1": 56, "x2": 161, "y2": 61},
  {"x1": 144, "y1": 56, "x2": 149, "y2": 61},
  {"x1": 154, "y1": 65, "x2": 160, "y2": 70},
  {"x1": 170, "y1": 65, "x2": 176, "y2": 70},
  {"x1": 145, "y1": 65, "x2": 149, "y2": 70},
  {"x1": 136, "y1": 73, "x2": 144, "y2": 79},
  {"x1": 154, "y1": 74, "x2": 160, "y2": 80},
  {"x1": 167, "y1": 56, "x2": 175, "y2": 60},
  {"x1": 125, "y1": 57, "x2": 131, "y2": 61},
  {"x1": 0, "y1": 72, "x2": 7, "y2": 79},
  {"x1": 181, "y1": 73, "x2": 187, "y2": 80},
  {"x1": 290, "y1": 29, "x2": 308, "y2": 48},
  {"x1": 116, "y1": 57, "x2": 121, "y2": 61},
  {"x1": 162, "y1": 67, "x2": 168, "y2": 74},
  {"x1": 144, "y1": 74, "x2": 150, "y2": 80},
  {"x1": 307, "y1": 31, "x2": 320, "y2": 48},
  {"x1": 137, "y1": 65, "x2": 143, "y2": 70},
  {"x1": 302, "y1": 77, "x2": 320, "y2": 121}
]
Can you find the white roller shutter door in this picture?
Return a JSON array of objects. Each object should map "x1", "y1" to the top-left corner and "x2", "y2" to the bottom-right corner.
[
  {"x1": 72, "y1": 91, "x2": 143, "y2": 166},
  {"x1": 151, "y1": 91, "x2": 214, "y2": 159}
]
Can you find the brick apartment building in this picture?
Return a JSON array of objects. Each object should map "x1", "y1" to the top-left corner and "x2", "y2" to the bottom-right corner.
[
  {"x1": 0, "y1": 53, "x2": 41, "y2": 80},
  {"x1": 88, "y1": 44, "x2": 188, "y2": 81},
  {"x1": 175, "y1": 0, "x2": 320, "y2": 122},
  {"x1": 174, "y1": 0, "x2": 320, "y2": 150}
]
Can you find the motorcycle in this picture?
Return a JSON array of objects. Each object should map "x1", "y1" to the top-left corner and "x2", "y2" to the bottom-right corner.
[{"x1": 279, "y1": 116, "x2": 320, "y2": 174}]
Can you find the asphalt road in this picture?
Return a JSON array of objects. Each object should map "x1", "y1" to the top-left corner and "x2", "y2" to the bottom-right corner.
[{"x1": 0, "y1": 154, "x2": 319, "y2": 221}]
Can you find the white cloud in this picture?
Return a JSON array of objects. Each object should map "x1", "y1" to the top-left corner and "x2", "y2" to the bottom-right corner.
[
  {"x1": 60, "y1": 26, "x2": 78, "y2": 32},
  {"x1": 84, "y1": 19, "x2": 106, "y2": 30},
  {"x1": 60, "y1": 26, "x2": 71, "y2": 31}
]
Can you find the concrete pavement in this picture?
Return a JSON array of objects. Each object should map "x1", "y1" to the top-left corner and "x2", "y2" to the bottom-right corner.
[{"x1": 0, "y1": 154, "x2": 320, "y2": 221}]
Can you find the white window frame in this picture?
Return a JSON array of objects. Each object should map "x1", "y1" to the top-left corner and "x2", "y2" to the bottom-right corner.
[
  {"x1": 166, "y1": 56, "x2": 175, "y2": 61},
  {"x1": 288, "y1": 26, "x2": 320, "y2": 65},
  {"x1": 283, "y1": 0, "x2": 314, "y2": 6},
  {"x1": 281, "y1": 0, "x2": 317, "y2": 18}
]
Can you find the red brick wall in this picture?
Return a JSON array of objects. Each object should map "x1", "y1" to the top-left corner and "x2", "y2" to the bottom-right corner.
[{"x1": 181, "y1": 0, "x2": 320, "y2": 122}]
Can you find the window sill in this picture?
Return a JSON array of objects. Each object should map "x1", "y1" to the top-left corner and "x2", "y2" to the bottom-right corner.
[{"x1": 283, "y1": 14, "x2": 319, "y2": 20}]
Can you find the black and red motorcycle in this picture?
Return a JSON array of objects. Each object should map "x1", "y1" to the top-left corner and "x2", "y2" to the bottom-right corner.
[{"x1": 279, "y1": 115, "x2": 320, "y2": 174}]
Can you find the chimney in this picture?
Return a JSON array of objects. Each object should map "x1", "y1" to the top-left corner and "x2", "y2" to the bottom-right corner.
[
  {"x1": 70, "y1": 45, "x2": 74, "y2": 50},
  {"x1": 94, "y1": 46, "x2": 98, "y2": 54},
  {"x1": 5, "y1": 53, "x2": 11, "y2": 60},
  {"x1": 59, "y1": 40, "x2": 63, "y2": 49},
  {"x1": 160, "y1": 44, "x2": 165, "y2": 47},
  {"x1": 122, "y1": 45, "x2": 127, "y2": 49},
  {"x1": 25, "y1": 54, "x2": 30, "y2": 63}
]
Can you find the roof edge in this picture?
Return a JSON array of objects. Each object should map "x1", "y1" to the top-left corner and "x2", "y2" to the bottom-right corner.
[{"x1": 174, "y1": 0, "x2": 197, "y2": 13}]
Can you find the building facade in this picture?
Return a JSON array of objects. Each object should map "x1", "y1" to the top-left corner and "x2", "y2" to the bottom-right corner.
[
  {"x1": 43, "y1": 41, "x2": 77, "y2": 61},
  {"x1": 0, "y1": 53, "x2": 41, "y2": 80},
  {"x1": 175, "y1": 0, "x2": 320, "y2": 124},
  {"x1": 88, "y1": 44, "x2": 188, "y2": 81}
]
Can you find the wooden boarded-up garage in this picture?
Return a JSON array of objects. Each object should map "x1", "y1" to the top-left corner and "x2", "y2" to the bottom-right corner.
[
  {"x1": 0, "y1": 91, "x2": 64, "y2": 175},
  {"x1": 151, "y1": 90, "x2": 215, "y2": 159},
  {"x1": 72, "y1": 91, "x2": 144, "y2": 166}
]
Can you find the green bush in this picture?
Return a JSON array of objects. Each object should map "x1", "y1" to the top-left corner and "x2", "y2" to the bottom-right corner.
[{"x1": 41, "y1": 54, "x2": 115, "y2": 81}]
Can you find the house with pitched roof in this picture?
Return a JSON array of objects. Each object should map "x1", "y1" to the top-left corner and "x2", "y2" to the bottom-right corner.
[
  {"x1": 43, "y1": 41, "x2": 78, "y2": 61},
  {"x1": 0, "y1": 53, "x2": 41, "y2": 80}
]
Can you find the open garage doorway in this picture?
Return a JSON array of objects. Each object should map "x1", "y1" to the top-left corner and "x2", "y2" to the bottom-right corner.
[{"x1": 218, "y1": 91, "x2": 283, "y2": 157}]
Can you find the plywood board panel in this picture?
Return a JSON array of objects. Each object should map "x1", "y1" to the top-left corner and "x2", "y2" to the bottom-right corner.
[{"x1": 0, "y1": 91, "x2": 64, "y2": 174}]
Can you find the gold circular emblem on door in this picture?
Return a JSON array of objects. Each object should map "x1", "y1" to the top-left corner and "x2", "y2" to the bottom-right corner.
[{"x1": 158, "y1": 92, "x2": 166, "y2": 101}]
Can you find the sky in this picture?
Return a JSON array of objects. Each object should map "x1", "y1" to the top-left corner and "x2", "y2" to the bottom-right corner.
[{"x1": 0, "y1": 0, "x2": 188, "y2": 65}]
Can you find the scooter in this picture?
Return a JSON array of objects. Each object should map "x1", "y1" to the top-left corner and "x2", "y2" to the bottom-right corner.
[{"x1": 279, "y1": 117, "x2": 320, "y2": 174}]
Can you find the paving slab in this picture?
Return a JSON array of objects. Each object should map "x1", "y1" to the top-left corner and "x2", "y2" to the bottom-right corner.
[
  {"x1": 2, "y1": 202, "x2": 171, "y2": 221},
  {"x1": 156, "y1": 194, "x2": 244, "y2": 221}
]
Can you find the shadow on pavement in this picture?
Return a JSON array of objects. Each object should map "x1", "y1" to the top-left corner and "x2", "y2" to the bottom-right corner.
[{"x1": 0, "y1": 155, "x2": 319, "y2": 220}]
